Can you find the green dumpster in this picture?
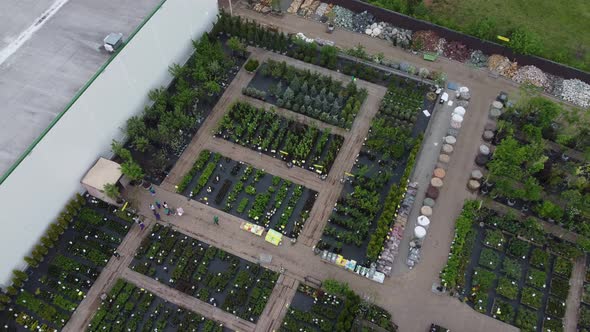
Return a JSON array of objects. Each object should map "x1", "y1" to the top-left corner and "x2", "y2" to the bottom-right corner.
[{"x1": 423, "y1": 52, "x2": 438, "y2": 62}]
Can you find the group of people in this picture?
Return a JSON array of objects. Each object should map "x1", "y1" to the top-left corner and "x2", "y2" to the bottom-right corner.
[{"x1": 149, "y1": 200, "x2": 177, "y2": 220}]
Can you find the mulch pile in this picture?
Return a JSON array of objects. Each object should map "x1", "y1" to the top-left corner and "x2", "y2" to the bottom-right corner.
[
  {"x1": 412, "y1": 30, "x2": 439, "y2": 52},
  {"x1": 443, "y1": 41, "x2": 472, "y2": 62}
]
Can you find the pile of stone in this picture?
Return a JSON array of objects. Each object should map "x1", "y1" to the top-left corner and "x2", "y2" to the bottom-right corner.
[
  {"x1": 561, "y1": 79, "x2": 590, "y2": 108},
  {"x1": 469, "y1": 50, "x2": 488, "y2": 67},
  {"x1": 487, "y1": 55, "x2": 517, "y2": 78},
  {"x1": 252, "y1": 0, "x2": 272, "y2": 13},
  {"x1": 297, "y1": 0, "x2": 321, "y2": 17},
  {"x1": 351, "y1": 11, "x2": 375, "y2": 32},
  {"x1": 364, "y1": 22, "x2": 412, "y2": 48},
  {"x1": 331, "y1": 5, "x2": 355, "y2": 29},
  {"x1": 545, "y1": 74, "x2": 563, "y2": 96},
  {"x1": 315, "y1": 2, "x2": 330, "y2": 17},
  {"x1": 513, "y1": 65, "x2": 549, "y2": 88},
  {"x1": 287, "y1": 0, "x2": 303, "y2": 13}
]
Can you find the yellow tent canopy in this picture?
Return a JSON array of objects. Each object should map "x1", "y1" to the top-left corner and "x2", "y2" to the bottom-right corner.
[{"x1": 265, "y1": 229, "x2": 283, "y2": 246}]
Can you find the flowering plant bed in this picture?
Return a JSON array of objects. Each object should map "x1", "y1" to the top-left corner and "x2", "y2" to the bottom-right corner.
[
  {"x1": 246, "y1": 59, "x2": 367, "y2": 129},
  {"x1": 317, "y1": 79, "x2": 433, "y2": 264},
  {"x1": 178, "y1": 151, "x2": 317, "y2": 238},
  {"x1": 0, "y1": 195, "x2": 135, "y2": 331},
  {"x1": 87, "y1": 279, "x2": 229, "y2": 332},
  {"x1": 217, "y1": 101, "x2": 344, "y2": 174},
  {"x1": 130, "y1": 224, "x2": 278, "y2": 322}
]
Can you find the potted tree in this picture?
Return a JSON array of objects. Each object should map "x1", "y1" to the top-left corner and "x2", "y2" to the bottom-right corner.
[
  {"x1": 121, "y1": 160, "x2": 145, "y2": 186},
  {"x1": 227, "y1": 36, "x2": 247, "y2": 58},
  {"x1": 103, "y1": 183, "x2": 124, "y2": 205},
  {"x1": 326, "y1": 11, "x2": 335, "y2": 33}
]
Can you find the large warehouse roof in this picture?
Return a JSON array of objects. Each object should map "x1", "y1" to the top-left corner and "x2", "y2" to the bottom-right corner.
[{"x1": 0, "y1": 0, "x2": 163, "y2": 178}]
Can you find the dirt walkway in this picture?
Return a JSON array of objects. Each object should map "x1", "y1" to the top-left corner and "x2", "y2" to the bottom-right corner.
[
  {"x1": 254, "y1": 275, "x2": 299, "y2": 332},
  {"x1": 299, "y1": 84, "x2": 386, "y2": 246},
  {"x1": 122, "y1": 268, "x2": 257, "y2": 332},
  {"x1": 565, "y1": 256, "x2": 586, "y2": 331},
  {"x1": 123, "y1": 184, "x2": 517, "y2": 332},
  {"x1": 204, "y1": 137, "x2": 326, "y2": 192},
  {"x1": 162, "y1": 48, "x2": 265, "y2": 190}
]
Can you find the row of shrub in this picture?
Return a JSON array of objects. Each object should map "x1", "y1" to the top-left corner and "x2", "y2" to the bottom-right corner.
[
  {"x1": 366, "y1": 135, "x2": 423, "y2": 261},
  {"x1": 439, "y1": 200, "x2": 480, "y2": 289}
]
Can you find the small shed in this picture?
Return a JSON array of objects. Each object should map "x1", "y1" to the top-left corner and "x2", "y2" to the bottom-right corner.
[{"x1": 81, "y1": 158, "x2": 123, "y2": 206}]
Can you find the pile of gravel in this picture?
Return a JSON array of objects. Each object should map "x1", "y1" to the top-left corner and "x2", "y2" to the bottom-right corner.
[
  {"x1": 352, "y1": 11, "x2": 375, "y2": 32},
  {"x1": 513, "y1": 65, "x2": 549, "y2": 88},
  {"x1": 331, "y1": 6, "x2": 376, "y2": 33},
  {"x1": 561, "y1": 79, "x2": 590, "y2": 108},
  {"x1": 331, "y1": 6, "x2": 355, "y2": 29},
  {"x1": 364, "y1": 22, "x2": 412, "y2": 48},
  {"x1": 469, "y1": 50, "x2": 488, "y2": 67}
]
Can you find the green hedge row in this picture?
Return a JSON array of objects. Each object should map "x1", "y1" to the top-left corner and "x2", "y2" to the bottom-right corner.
[
  {"x1": 366, "y1": 135, "x2": 423, "y2": 261},
  {"x1": 439, "y1": 200, "x2": 480, "y2": 289}
]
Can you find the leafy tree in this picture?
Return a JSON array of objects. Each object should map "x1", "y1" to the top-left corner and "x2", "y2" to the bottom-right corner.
[
  {"x1": 24, "y1": 256, "x2": 38, "y2": 268},
  {"x1": 467, "y1": 18, "x2": 498, "y2": 41},
  {"x1": 510, "y1": 27, "x2": 543, "y2": 55},
  {"x1": 121, "y1": 160, "x2": 144, "y2": 182},
  {"x1": 5, "y1": 286, "x2": 18, "y2": 296},
  {"x1": 103, "y1": 183, "x2": 120, "y2": 200},
  {"x1": 0, "y1": 294, "x2": 10, "y2": 304},
  {"x1": 536, "y1": 201, "x2": 564, "y2": 220},
  {"x1": 168, "y1": 63, "x2": 187, "y2": 79},
  {"x1": 289, "y1": 76, "x2": 301, "y2": 93},
  {"x1": 300, "y1": 81, "x2": 309, "y2": 94},
  {"x1": 111, "y1": 140, "x2": 132, "y2": 162},
  {"x1": 12, "y1": 270, "x2": 27, "y2": 283},
  {"x1": 41, "y1": 236, "x2": 55, "y2": 249},
  {"x1": 283, "y1": 87, "x2": 295, "y2": 101},
  {"x1": 204, "y1": 81, "x2": 221, "y2": 96},
  {"x1": 226, "y1": 36, "x2": 246, "y2": 57},
  {"x1": 133, "y1": 136, "x2": 150, "y2": 153}
]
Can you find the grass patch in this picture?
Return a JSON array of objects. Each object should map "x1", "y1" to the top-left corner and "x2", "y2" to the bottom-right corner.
[{"x1": 427, "y1": 0, "x2": 590, "y2": 71}]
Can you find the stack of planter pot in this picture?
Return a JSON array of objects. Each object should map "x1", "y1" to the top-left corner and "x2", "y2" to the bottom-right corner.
[
  {"x1": 489, "y1": 101, "x2": 503, "y2": 120},
  {"x1": 376, "y1": 182, "x2": 418, "y2": 276},
  {"x1": 468, "y1": 169, "x2": 484, "y2": 191},
  {"x1": 475, "y1": 144, "x2": 490, "y2": 166}
]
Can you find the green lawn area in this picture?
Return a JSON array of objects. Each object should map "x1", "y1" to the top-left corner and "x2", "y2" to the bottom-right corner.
[{"x1": 427, "y1": 0, "x2": 590, "y2": 71}]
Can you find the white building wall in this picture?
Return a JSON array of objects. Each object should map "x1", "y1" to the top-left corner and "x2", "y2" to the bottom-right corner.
[{"x1": 0, "y1": 0, "x2": 218, "y2": 285}]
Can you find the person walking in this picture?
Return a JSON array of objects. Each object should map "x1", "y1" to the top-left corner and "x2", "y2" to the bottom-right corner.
[
  {"x1": 163, "y1": 202, "x2": 169, "y2": 209},
  {"x1": 139, "y1": 222, "x2": 145, "y2": 231},
  {"x1": 113, "y1": 251, "x2": 121, "y2": 259},
  {"x1": 149, "y1": 204, "x2": 155, "y2": 212},
  {"x1": 155, "y1": 200, "x2": 161, "y2": 209},
  {"x1": 213, "y1": 216, "x2": 219, "y2": 225},
  {"x1": 155, "y1": 212, "x2": 161, "y2": 221},
  {"x1": 149, "y1": 186, "x2": 156, "y2": 196}
]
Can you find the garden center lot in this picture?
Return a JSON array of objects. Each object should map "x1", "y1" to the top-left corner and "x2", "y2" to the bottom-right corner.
[{"x1": 427, "y1": 0, "x2": 590, "y2": 71}]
